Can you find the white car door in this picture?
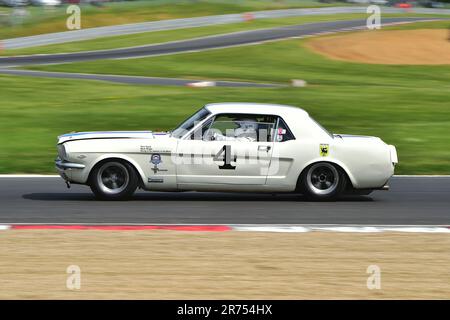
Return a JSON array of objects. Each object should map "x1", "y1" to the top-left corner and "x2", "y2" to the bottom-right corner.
[{"x1": 176, "y1": 113, "x2": 276, "y2": 186}]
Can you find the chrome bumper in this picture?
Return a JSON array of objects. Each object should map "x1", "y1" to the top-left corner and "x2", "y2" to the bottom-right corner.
[{"x1": 55, "y1": 158, "x2": 85, "y2": 170}]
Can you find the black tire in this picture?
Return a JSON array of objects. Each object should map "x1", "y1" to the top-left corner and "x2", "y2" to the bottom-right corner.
[
  {"x1": 89, "y1": 160, "x2": 139, "y2": 200},
  {"x1": 299, "y1": 162, "x2": 347, "y2": 201}
]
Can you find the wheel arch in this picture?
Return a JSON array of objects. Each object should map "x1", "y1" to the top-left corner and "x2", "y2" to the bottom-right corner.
[
  {"x1": 87, "y1": 154, "x2": 145, "y2": 187},
  {"x1": 296, "y1": 158, "x2": 356, "y2": 191}
]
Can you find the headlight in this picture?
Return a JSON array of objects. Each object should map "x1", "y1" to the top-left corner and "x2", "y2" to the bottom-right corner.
[{"x1": 57, "y1": 144, "x2": 68, "y2": 161}]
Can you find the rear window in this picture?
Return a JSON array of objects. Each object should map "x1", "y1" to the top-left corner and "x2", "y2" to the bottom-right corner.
[{"x1": 310, "y1": 116, "x2": 333, "y2": 138}]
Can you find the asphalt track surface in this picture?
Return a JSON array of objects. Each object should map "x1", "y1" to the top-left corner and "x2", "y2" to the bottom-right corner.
[
  {"x1": 0, "y1": 69, "x2": 280, "y2": 87},
  {"x1": 0, "y1": 177, "x2": 449, "y2": 225},
  {"x1": 0, "y1": 17, "x2": 445, "y2": 67},
  {"x1": 4, "y1": 6, "x2": 450, "y2": 49}
]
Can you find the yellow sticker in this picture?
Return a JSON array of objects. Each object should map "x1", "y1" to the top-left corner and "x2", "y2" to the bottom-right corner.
[{"x1": 320, "y1": 144, "x2": 329, "y2": 157}]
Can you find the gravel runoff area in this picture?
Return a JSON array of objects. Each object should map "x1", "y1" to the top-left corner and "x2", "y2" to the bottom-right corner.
[
  {"x1": 306, "y1": 29, "x2": 450, "y2": 65},
  {"x1": 0, "y1": 230, "x2": 449, "y2": 299}
]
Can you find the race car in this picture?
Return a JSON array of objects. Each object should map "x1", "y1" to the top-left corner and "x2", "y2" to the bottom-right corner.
[{"x1": 55, "y1": 103, "x2": 398, "y2": 200}]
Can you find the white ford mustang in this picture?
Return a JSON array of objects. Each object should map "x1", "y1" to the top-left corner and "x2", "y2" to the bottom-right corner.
[{"x1": 55, "y1": 103, "x2": 398, "y2": 200}]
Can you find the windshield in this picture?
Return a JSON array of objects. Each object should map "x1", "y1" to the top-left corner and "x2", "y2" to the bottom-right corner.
[{"x1": 171, "y1": 107, "x2": 211, "y2": 139}]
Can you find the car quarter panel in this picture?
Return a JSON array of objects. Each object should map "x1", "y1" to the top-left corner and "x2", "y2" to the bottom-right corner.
[
  {"x1": 331, "y1": 137, "x2": 394, "y2": 189},
  {"x1": 267, "y1": 136, "x2": 393, "y2": 191}
]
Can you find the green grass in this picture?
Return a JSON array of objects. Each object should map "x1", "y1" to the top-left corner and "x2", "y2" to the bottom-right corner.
[
  {"x1": 1, "y1": 70, "x2": 449, "y2": 174},
  {"x1": 380, "y1": 19, "x2": 450, "y2": 30},
  {"x1": 0, "y1": 0, "x2": 349, "y2": 40}
]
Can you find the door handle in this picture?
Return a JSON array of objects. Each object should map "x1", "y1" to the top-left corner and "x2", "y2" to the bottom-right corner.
[{"x1": 258, "y1": 145, "x2": 271, "y2": 152}]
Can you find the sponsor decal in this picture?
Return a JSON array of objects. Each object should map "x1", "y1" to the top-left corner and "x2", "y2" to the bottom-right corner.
[
  {"x1": 153, "y1": 149, "x2": 172, "y2": 154},
  {"x1": 150, "y1": 153, "x2": 168, "y2": 174},
  {"x1": 140, "y1": 145, "x2": 153, "y2": 153},
  {"x1": 320, "y1": 144, "x2": 329, "y2": 157},
  {"x1": 277, "y1": 128, "x2": 286, "y2": 142},
  {"x1": 151, "y1": 154, "x2": 161, "y2": 165}
]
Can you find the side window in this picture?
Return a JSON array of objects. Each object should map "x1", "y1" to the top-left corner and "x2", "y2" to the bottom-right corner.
[
  {"x1": 275, "y1": 117, "x2": 295, "y2": 142},
  {"x1": 203, "y1": 114, "x2": 277, "y2": 142},
  {"x1": 208, "y1": 114, "x2": 241, "y2": 140}
]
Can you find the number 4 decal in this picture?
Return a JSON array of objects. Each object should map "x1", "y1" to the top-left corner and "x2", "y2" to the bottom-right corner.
[{"x1": 214, "y1": 145, "x2": 237, "y2": 170}]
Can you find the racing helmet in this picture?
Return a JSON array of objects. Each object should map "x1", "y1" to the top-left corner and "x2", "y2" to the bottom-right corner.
[
  {"x1": 235, "y1": 118, "x2": 258, "y2": 131},
  {"x1": 234, "y1": 118, "x2": 258, "y2": 139}
]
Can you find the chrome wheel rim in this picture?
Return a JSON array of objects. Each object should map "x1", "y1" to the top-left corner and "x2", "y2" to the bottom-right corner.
[
  {"x1": 97, "y1": 162, "x2": 129, "y2": 195},
  {"x1": 306, "y1": 163, "x2": 339, "y2": 195}
]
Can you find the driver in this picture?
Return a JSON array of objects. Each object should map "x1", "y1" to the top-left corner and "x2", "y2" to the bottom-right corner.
[{"x1": 212, "y1": 118, "x2": 258, "y2": 142}]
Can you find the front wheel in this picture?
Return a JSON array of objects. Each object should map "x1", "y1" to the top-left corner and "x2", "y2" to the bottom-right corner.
[
  {"x1": 90, "y1": 160, "x2": 139, "y2": 200},
  {"x1": 300, "y1": 162, "x2": 347, "y2": 201}
]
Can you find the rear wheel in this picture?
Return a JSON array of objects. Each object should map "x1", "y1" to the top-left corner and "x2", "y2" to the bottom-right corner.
[
  {"x1": 90, "y1": 160, "x2": 138, "y2": 200},
  {"x1": 300, "y1": 162, "x2": 347, "y2": 201}
]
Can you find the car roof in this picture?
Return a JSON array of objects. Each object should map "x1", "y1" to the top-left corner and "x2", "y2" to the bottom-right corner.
[{"x1": 204, "y1": 102, "x2": 309, "y2": 118}]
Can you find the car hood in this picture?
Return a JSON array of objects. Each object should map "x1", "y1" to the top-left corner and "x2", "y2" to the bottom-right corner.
[{"x1": 57, "y1": 131, "x2": 169, "y2": 144}]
